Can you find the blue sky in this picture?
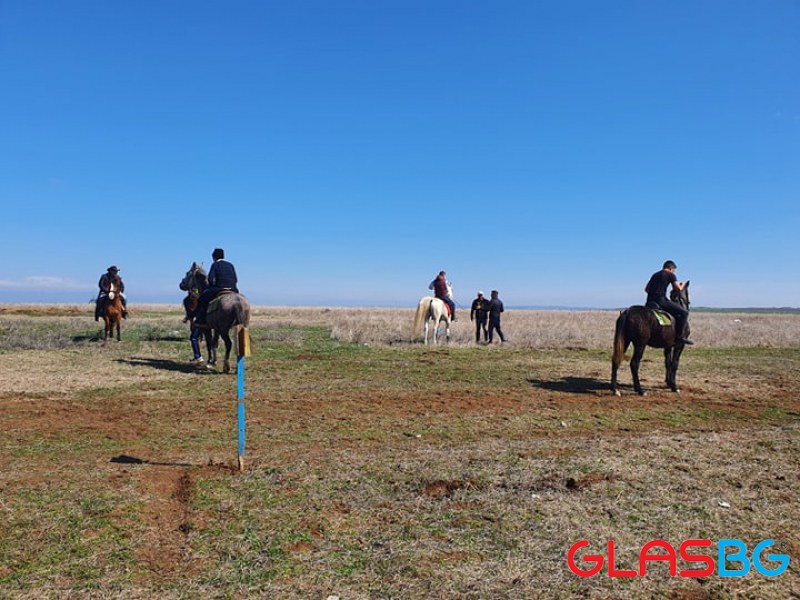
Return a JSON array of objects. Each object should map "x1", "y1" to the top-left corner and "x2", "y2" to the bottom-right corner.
[{"x1": 1, "y1": 1, "x2": 798, "y2": 308}]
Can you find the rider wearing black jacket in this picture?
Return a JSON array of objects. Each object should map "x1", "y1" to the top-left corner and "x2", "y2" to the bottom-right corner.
[
  {"x1": 645, "y1": 260, "x2": 693, "y2": 345},
  {"x1": 193, "y1": 248, "x2": 238, "y2": 325}
]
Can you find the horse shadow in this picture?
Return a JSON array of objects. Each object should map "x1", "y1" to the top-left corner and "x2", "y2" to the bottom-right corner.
[
  {"x1": 115, "y1": 357, "x2": 210, "y2": 374},
  {"x1": 73, "y1": 334, "x2": 103, "y2": 343},
  {"x1": 527, "y1": 376, "x2": 609, "y2": 394}
]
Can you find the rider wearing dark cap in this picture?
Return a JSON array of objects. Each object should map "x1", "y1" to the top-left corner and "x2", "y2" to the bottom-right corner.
[
  {"x1": 193, "y1": 248, "x2": 239, "y2": 325},
  {"x1": 645, "y1": 260, "x2": 693, "y2": 345},
  {"x1": 95, "y1": 265, "x2": 128, "y2": 321}
]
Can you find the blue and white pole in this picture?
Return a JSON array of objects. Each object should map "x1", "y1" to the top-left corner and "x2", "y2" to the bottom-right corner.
[{"x1": 236, "y1": 327, "x2": 250, "y2": 471}]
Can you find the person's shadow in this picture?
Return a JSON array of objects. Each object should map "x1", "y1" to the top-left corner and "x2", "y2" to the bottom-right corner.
[
  {"x1": 527, "y1": 376, "x2": 609, "y2": 394},
  {"x1": 110, "y1": 455, "x2": 236, "y2": 471}
]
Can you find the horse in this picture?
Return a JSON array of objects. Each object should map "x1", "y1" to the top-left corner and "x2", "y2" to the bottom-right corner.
[
  {"x1": 102, "y1": 282, "x2": 124, "y2": 342},
  {"x1": 178, "y1": 262, "x2": 209, "y2": 326},
  {"x1": 202, "y1": 292, "x2": 251, "y2": 373},
  {"x1": 611, "y1": 281, "x2": 691, "y2": 396},
  {"x1": 412, "y1": 285, "x2": 454, "y2": 345}
]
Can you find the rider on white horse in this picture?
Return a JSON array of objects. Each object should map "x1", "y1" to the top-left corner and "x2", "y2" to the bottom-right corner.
[{"x1": 429, "y1": 270, "x2": 456, "y2": 321}]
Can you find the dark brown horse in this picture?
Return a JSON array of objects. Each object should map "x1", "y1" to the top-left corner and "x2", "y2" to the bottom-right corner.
[
  {"x1": 179, "y1": 262, "x2": 209, "y2": 326},
  {"x1": 611, "y1": 281, "x2": 691, "y2": 396},
  {"x1": 102, "y1": 283, "x2": 124, "y2": 341}
]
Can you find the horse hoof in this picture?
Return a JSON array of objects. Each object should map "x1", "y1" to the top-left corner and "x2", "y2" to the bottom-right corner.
[
  {"x1": 614, "y1": 390, "x2": 621, "y2": 397},
  {"x1": 638, "y1": 391, "x2": 647, "y2": 397}
]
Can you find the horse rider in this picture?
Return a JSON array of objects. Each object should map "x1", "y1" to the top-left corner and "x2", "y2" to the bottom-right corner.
[
  {"x1": 95, "y1": 265, "x2": 127, "y2": 321},
  {"x1": 193, "y1": 248, "x2": 239, "y2": 326},
  {"x1": 429, "y1": 270, "x2": 456, "y2": 321},
  {"x1": 487, "y1": 290, "x2": 507, "y2": 343},
  {"x1": 470, "y1": 291, "x2": 490, "y2": 343},
  {"x1": 644, "y1": 260, "x2": 693, "y2": 345}
]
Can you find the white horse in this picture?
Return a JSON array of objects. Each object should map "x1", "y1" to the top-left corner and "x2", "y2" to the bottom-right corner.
[{"x1": 412, "y1": 285, "x2": 454, "y2": 345}]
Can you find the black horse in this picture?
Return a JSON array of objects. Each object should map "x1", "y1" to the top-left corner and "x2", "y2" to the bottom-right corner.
[{"x1": 611, "y1": 281, "x2": 691, "y2": 396}]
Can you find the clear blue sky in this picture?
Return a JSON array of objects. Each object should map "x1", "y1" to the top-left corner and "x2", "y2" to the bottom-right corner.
[{"x1": 1, "y1": 1, "x2": 798, "y2": 308}]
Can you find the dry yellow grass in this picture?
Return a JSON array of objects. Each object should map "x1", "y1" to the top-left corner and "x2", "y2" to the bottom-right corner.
[{"x1": 244, "y1": 305, "x2": 800, "y2": 349}]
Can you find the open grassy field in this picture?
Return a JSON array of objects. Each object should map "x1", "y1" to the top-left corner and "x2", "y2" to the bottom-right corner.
[{"x1": 1, "y1": 304, "x2": 798, "y2": 599}]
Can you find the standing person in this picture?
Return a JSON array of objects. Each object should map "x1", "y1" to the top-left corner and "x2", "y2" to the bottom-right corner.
[
  {"x1": 645, "y1": 260, "x2": 693, "y2": 345},
  {"x1": 189, "y1": 324, "x2": 205, "y2": 364},
  {"x1": 429, "y1": 270, "x2": 456, "y2": 321},
  {"x1": 193, "y1": 248, "x2": 239, "y2": 325},
  {"x1": 487, "y1": 290, "x2": 506, "y2": 344},
  {"x1": 95, "y1": 265, "x2": 127, "y2": 321},
  {"x1": 470, "y1": 291, "x2": 490, "y2": 343}
]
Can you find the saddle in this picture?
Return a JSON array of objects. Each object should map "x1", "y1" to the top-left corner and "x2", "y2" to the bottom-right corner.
[
  {"x1": 643, "y1": 301, "x2": 673, "y2": 326},
  {"x1": 207, "y1": 290, "x2": 236, "y2": 317},
  {"x1": 441, "y1": 300, "x2": 452, "y2": 318}
]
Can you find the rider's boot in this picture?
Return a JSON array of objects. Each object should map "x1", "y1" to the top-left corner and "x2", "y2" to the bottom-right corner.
[{"x1": 678, "y1": 319, "x2": 693, "y2": 345}]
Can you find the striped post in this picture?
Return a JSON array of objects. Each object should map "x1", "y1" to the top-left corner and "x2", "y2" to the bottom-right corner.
[
  {"x1": 236, "y1": 327, "x2": 251, "y2": 471},
  {"x1": 237, "y1": 354, "x2": 245, "y2": 471}
]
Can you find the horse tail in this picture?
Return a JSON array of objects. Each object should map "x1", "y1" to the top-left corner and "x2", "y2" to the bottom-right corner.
[
  {"x1": 412, "y1": 298, "x2": 429, "y2": 337},
  {"x1": 235, "y1": 294, "x2": 251, "y2": 327},
  {"x1": 613, "y1": 309, "x2": 629, "y2": 366}
]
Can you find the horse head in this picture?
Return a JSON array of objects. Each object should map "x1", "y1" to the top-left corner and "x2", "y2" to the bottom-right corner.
[
  {"x1": 180, "y1": 262, "x2": 207, "y2": 293},
  {"x1": 670, "y1": 280, "x2": 690, "y2": 310}
]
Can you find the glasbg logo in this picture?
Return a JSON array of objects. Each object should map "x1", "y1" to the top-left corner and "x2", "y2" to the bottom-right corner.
[{"x1": 567, "y1": 539, "x2": 790, "y2": 578}]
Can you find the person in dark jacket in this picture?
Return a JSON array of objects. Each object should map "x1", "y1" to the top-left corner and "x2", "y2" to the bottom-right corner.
[
  {"x1": 644, "y1": 260, "x2": 693, "y2": 345},
  {"x1": 95, "y1": 265, "x2": 127, "y2": 321},
  {"x1": 487, "y1": 290, "x2": 506, "y2": 344},
  {"x1": 470, "y1": 291, "x2": 490, "y2": 343},
  {"x1": 429, "y1": 270, "x2": 456, "y2": 321},
  {"x1": 193, "y1": 248, "x2": 239, "y2": 325}
]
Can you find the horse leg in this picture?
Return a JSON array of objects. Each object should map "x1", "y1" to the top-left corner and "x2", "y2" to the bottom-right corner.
[
  {"x1": 222, "y1": 331, "x2": 233, "y2": 373},
  {"x1": 116, "y1": 317, "x2": 121, "y2": 341},
  {"x1": 203, "y1": 329, "x2": 214, "y2": 364},
  {"x1": 664, "y1": 347, "x2": 673, "y2": 388},
  {"x1": 669, "y1": 345, "x2": 684, "y2": 393},
  {"x1": 610, "y1": 339, "x2": 630, "y2": 395},
  {"x1": 208, "y1": 331, "x2": 219, "y2": 366},
  {"x1": 629, "y1": 343, "x2": 647, "y2": 396},
  {"x1": 444, "y1": 318, "x2": 450, "y2": 343}
]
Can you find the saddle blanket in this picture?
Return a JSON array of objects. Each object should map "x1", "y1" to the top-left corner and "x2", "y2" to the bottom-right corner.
[{"x1": 652, "y1": 310, "x2": 673, "y2": 326}]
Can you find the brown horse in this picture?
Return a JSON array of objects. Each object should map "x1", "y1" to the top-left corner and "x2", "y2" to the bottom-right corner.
[
  {"x1": 103, "y1": 283, "x2": 124, "y2": 341},
  {"x1": 611, "y1": 281, "x2": 691, "y2": 396}
]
